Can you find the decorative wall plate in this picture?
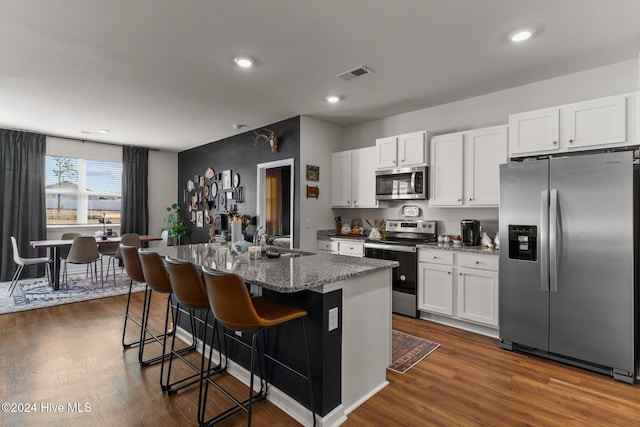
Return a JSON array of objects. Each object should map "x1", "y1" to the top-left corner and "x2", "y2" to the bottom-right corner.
[
  {"x1": 211, "y1": 182, "x2": 218, "y2": 198},
  {"x1": 204, "y1": 167, "x2": 215, "y2": 180},
  {"x1": 187, "y1": 179, "x2": 194, "y2": 192},
  {"x1": 233, "y1": 173, "x2": 240, "y2": 188},
  {"x1": 203, "y1": 184, "x2": 210, "y2": 197}
]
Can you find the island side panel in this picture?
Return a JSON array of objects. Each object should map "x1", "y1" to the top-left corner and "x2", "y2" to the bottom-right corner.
[
  {"x1": 341, "y1": 268, "x2": 393, "y2": 414},
  {"x1": 261, "y1": 288, "x2": 343, "y2": 417}
]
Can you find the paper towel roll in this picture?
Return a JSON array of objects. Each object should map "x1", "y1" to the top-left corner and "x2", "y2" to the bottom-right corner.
[{"x1": 231, "y1": 221, "x2": 242, "y2": 243}]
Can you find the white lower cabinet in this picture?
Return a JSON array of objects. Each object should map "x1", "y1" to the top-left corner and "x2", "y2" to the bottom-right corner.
[
  {"x1": 338, "y1": 241, "x2": 364, "y2": 257},
  {"x1": 317, "y1": 239, "x2": 339, "y2": 254},
  {"x1": 317, "y1": 239, "x2": 364, "y2": 257},
  {"x1": 418, "y1": 249, "x2": 498, "y2": 329}
]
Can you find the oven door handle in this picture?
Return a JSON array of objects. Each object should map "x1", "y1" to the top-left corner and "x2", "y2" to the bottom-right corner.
[{"x1": 364, "y1": 242, "x2": 416, "y2": 253}]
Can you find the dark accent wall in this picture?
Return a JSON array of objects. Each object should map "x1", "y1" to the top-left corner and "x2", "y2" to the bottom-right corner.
[{"x1": 178, "y1": 116, "x2": 300, "y2": 246}]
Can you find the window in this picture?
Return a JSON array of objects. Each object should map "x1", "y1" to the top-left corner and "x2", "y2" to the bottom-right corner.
[{"x1": 45, "y1": 155, "x2": 122, "y2": 225}]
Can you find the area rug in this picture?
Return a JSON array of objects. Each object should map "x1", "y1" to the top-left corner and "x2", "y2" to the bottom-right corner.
[
  {"x1": 388, "y1": 330, "x2": 440, "y2": 374},
  {"x1": 0, "y1": 272, "x2": 147, "y2": 315}
]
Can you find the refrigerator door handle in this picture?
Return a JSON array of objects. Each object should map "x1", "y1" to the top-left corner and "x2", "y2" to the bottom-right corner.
[
  {"x1": 540, "y1": 189, "x2": 550, "y2": 292},
  {"x1": 549, "y1": 189, "x2": 559, "y2": 293}
]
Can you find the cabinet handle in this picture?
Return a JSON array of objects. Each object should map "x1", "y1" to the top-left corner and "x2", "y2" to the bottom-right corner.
[
  {"x1": 469, "y1": 198, "x2": 473, "y2": 201},
  {"x1": 475, "y1": 261, "x2": 479, "y2": 264},
  {"x1": 433, "y1": 256, "x2": 437, "y2": 259},
  {"x1": 457, "y1": 198, "x2": 462, "y2": 202},
  {"x1": 553, "y1": 141, "x2": 558, "y2": 145},
  {"x1": 569, "y1": 139, "x2": 574, "y2": 144},
  {"x1": 459, "y1": 272, "x2": 462, "y2": 276},
  {"x1": 447, "y1": 271, "x2": 451, "y2": 275}
]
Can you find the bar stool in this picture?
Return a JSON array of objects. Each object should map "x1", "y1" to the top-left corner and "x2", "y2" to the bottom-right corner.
[
  {"x1": 201, "y1": 267, "x2": 315, "y2": 427},
  {"x1": 137, "y1": 249, "x2": 197, "y2": 382},
  {"x1": 164, "y1": 256, "x2": 225, "y2": 423},
  {"x1": 119, "y1": 244, "x2": 148, "y2": 349}
]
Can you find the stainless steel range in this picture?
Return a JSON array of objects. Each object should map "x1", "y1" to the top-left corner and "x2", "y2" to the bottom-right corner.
[{"x1": 364, "y1": 219, "x2": 437, "y2": 317}]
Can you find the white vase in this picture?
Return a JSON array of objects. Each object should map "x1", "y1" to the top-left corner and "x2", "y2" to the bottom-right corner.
[{"x1": 231, "y1": 221, "x2": 242, "y2": 243}]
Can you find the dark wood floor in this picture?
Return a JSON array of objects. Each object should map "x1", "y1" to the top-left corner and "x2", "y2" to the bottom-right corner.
[{"x1": 1, "y1": 293, "x2": 640, "y2": 427}]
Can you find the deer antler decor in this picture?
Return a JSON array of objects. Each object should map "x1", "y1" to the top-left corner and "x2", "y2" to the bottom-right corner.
[{"x1": 253, "y1": 129, "x2": 279, "y2": 152}]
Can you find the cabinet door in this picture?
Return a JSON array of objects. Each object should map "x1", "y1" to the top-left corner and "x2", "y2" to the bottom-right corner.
[
  {"x1": 457, "y1": 267, "x2": 498, "y2": 327},
  {"x1": 418, "y1": 263, "x2": 454, "y2": 315},
  {"x1": 398, "y1": 131, "x2": 426, "y2": 167},
  {"x1": 508, "y1": 107, "x2": 559, "y2": 156},
  {"x1": 338, "y1": 241, "x2": 364, "y2": 257},
  {"x1": 429, "y1": 133, "x2": 463, "y2": 206},
  {"x1": 375, "y1": 136, "x2": 398, "y2": 169},
  {"x1": 331, "y1": 151, "x2": 352, "y2": 207},
  {"x1": 352, "y1": 147, "x2": 378, "y2": 208},
  {"x1": 464, "y1": 126, "x2": 508, "y2": 206},
  {"x1": 563, "y1": 95, "x2": 627, "y2": 149}
]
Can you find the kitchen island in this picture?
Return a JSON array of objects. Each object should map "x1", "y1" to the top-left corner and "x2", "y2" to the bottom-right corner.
[{"x1": 148, "y1": 243, "x2": 397, "y2": 426}]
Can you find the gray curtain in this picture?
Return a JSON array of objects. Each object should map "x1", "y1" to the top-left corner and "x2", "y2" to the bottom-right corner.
[
  {"x1": 120, "y1": 145, "x2": 149, "y2": 235},
  {"x1": 0, "y1": 129, "x2": 47, "y2": 281}
]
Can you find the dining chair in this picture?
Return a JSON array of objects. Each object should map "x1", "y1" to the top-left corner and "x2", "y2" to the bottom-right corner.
[
  {"x1": 59, "y1": 232, "x2": 81, "y2": 261},
  {"x1": 8, "y1": 236, "x2": 52, "y2": 297},
  {"x1": 104, "y1": 233, "x2": 140, "y2": 286},
  {"x1": 63, "y1": 236, "x2": 102, "y2": 289},
  {"x1": 98, "y1": 231, "x2": 118, "y2": 276}
]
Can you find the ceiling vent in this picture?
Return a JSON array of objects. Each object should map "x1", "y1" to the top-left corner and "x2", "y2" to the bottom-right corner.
[{"x1": 336, "y1": 65, "x2": 374, "y2": 81}]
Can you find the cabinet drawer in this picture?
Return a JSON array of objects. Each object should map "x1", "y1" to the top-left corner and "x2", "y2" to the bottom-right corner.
[
  {"x1": 339, "y1": 241, "x2": 364, "y2": 257},
  {"x1": 419, "y1": 249, "x2": 454, "y2": 265},
  {"x1": 318, "y1": 239, "x2": 338, "y2": 252},
  {"x1": 457, "y1": 253, "x2": 498, "y2": 271}
]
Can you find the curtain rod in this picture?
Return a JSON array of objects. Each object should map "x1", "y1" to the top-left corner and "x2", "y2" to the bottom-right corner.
[{"x1": 1, "y1": 126, "x2": 160, "y2": 152}]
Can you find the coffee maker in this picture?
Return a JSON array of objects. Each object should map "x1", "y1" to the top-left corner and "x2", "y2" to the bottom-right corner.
[{"x1": 460, "y1": 219, "x2": 481, "y2": 246}]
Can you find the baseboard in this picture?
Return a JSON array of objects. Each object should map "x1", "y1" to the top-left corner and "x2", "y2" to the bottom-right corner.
[
  {"x1": 175, "y1": 326, "x2": 349, "y2": 426},
  {"x1": 343, "y1": 380, "x2": 388, "y2": 415},
  {"x1": 418, "y1": 312, "x2": 499, "y2": 339}
]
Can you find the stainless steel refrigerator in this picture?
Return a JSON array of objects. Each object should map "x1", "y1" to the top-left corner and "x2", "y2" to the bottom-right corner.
[{"x1": 499, "y1": 150, "x2": 637, "y2": 383}]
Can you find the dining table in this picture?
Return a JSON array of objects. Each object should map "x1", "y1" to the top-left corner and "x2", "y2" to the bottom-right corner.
[{"x1": 30, "y1": 235, "x2": 162, "y2": 290}]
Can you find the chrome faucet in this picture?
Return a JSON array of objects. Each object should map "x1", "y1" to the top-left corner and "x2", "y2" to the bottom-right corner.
[{"x1": 253, "y1": 226, "x2": 265, "y2": 246}]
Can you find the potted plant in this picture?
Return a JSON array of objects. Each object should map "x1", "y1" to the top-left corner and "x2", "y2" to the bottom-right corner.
[{"x1": 166, "y1": 203, "x2": 188, "y2": 245}]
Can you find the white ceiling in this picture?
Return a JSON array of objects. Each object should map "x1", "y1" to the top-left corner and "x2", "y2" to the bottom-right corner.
[{"x1": 1, "y1": 0, "x2": 639, "y2": 152}]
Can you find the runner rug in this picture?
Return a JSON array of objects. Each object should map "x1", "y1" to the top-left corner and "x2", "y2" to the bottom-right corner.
[
  {"x1": 388, "y1": 330, "x2": 440, "y2": 374},
  {"x1": 0, "y1": 272, "x2": 146, "y2": 315}
]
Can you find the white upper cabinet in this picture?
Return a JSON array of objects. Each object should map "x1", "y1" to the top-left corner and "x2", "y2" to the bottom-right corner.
[
  {"x1": 563, "y1": 95, "x2": 627, "y2": 149},
  {"x1": 430, "y1": 125, "x2": 507, "y2": 208},
  {"x1": 508, "y1": 107, "x2": 560, "y2": 156},
  {"x1": 331, "y1": 147, "x2": 378, "y2": 208},
  {"x1": 430, "y1": 133, "x2": 463, "y2": 206},
  {"x1": 375, "y1": 131, "x2": 427, "y2": 169},
  {"x1": 351, "y1": 147, "x2": 378, "y2": 208},
  {"x1": 464, "y1": 126, "x2": 508, "y2": 206},
  {"x1": 330, "y1": 151, "x2": 352, "y2": 207},
  {"x1": 509, "y1": 93, "x2": 635, "y2": 157}
]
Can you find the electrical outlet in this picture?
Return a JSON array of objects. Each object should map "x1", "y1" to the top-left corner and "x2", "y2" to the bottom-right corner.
[
  {"x1": 235, "y1": 331, "x2": 242, "y2": 337},
  {"x1": 328, "y1": 307, "x2": 338, "y2": 332}
]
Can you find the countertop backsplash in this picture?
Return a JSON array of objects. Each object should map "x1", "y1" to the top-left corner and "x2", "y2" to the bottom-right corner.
[{"x1": 332, "y1": 204, "x2": 499, "y2": 239}]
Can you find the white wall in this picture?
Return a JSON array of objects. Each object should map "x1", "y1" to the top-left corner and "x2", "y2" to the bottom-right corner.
[
  {"x1": 342, "y1": 59, "x2": 639, "y2": 150},
  {"x1": 299, "y1": 116, "x2": 343, "y2": 250},
  {"x1": 334, "y1": 59, "x2": 639, "y2": 237},
  {"x1": 148, "y1": 149, "x2": 178, "y2": 237}
]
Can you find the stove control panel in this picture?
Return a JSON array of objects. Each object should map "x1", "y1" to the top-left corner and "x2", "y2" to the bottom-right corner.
[{"x1": 385, "y1": 220, "x2": 436, "y2": 234}]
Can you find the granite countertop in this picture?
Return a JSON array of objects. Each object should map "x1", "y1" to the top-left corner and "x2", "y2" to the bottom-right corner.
[
  {"x1": 417, "y1": 241, "x2": 499, "y2": 256},
  {"x1": 317, "y1": 229, "x2": 499, "y2": 255},
  {"x1": 317, "y1": 229, "x2": 367, "y2": 242},
  {"x1": 148, "y1": 243, "x2": 398, "y2": 293}
]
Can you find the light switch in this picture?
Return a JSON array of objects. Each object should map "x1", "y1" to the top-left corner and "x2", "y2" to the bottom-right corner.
[{"x1": 328, "y1": 307, "x2": 338, "y2": 331}]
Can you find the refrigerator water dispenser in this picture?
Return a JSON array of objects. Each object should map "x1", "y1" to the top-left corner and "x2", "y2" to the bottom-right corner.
[{"x1": 508, "y1": 225, "x2": 537, "y2": 261}]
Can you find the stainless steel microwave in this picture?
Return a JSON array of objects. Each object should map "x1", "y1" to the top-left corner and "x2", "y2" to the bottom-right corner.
[{"x1": 375, "y1": 166, "x2": 427, "y2": 200}]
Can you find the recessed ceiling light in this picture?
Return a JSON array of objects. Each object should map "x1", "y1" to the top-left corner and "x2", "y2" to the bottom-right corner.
[
  {"x1": 97, "y1": 129, "x2": 110, "y2": 134},
  {"x1": 234, "y1": 57, "x2": 254, "y2": 68},
  {"x1": 233, "y1": 124, "x2": 246, "y2": 130},
  {"x1": 510, "y1": 29, "x2": 534, "y2": 43},
  {"x1": 325, "y1": 95, "x2": 341, "y2": 103}
]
